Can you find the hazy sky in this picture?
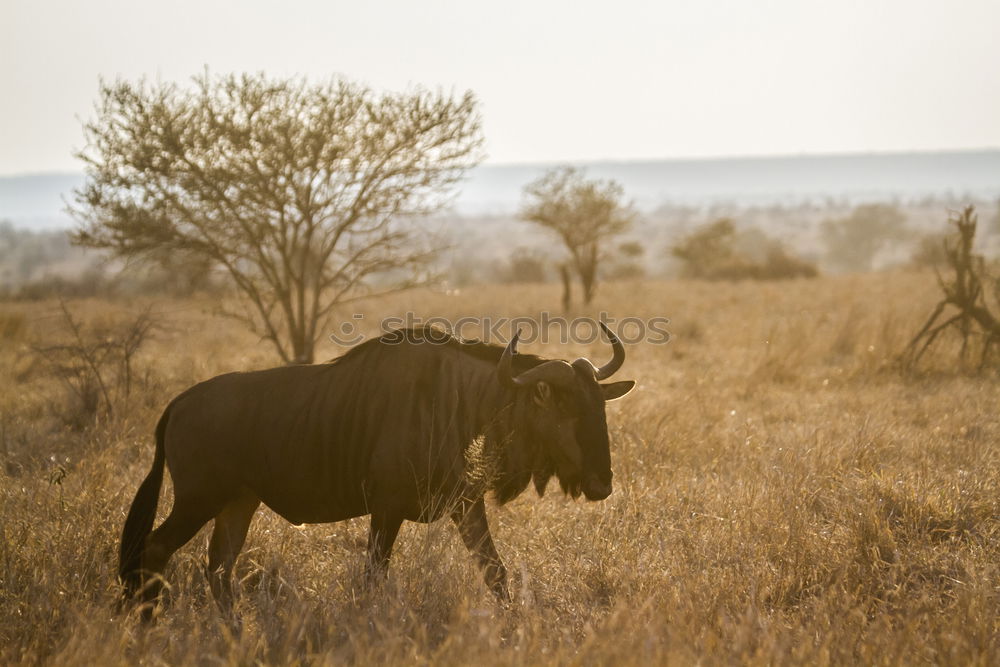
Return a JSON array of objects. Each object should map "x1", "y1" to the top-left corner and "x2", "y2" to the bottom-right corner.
[{"x1": 2, "y1": 0, "x2": 999, "y2": 175}]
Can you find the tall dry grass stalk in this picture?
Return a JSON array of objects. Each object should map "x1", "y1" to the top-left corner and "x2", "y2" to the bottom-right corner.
[{"x1": 0, "y1": 272, "x2": 997, "y2": 664}]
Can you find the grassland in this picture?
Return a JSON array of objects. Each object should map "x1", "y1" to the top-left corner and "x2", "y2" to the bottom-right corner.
[{"x1": 1, "y1": 272, "x2": 997, "y2": 665}]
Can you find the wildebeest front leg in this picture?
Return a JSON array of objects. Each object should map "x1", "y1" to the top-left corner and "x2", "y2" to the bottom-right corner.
[
  {"x1": 365, "y1": 512, "x2": 403, "y2": 585},
  {"x1": 451, "y1": 497, "x2": 510, "y2": 602}
]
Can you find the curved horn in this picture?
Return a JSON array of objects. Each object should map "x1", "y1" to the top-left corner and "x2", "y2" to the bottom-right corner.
[
  {"x1": 508, "y1": 359, "x2": 576, "y2": 387},
  {"x1": 498, "y1": 329, "x2": 577, "y2": 388},
  {"x1": 593, "y1": 321, "x2": 626, "y2": 380},
  {"x1": 497, "y1": 328, "x2": 521, "y2": 389}
]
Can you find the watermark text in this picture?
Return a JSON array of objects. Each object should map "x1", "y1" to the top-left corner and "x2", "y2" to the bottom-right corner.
[{"x1": 329, "y1": 313, "x2": 670, "y2": 346}]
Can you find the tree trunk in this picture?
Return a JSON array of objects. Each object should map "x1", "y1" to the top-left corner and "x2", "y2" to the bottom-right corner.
[
  {"x1": 581, "y1": 271, "x2": 596, "y2": 305},
  {"x1": 291, "y1": 339, "x2": 314, "y2": 364},
  {"x1": 559, "y1": 264, "x2": 572, "y2": 311},
  {"x1": 577, "y1": 244, "x2": 599, "y2": 305},
  {"x1": 288, "y1": 323, "x2": 315, "y2": 365}
]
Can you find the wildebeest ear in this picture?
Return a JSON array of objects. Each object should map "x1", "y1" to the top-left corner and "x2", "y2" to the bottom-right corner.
[
  {"x1": 532, "y1": 381, "x2": 553, "y2": 407},
  {"x1": 601, "y1": 380, "x2": 635, "y2": 402}
]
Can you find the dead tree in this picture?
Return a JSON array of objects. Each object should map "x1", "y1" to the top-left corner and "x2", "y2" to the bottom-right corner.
[{"x1": 902, "y1": 206, "x2": 1000, "y2": 369}]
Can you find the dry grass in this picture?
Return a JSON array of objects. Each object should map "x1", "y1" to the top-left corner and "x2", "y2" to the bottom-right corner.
[{"x1": 1, "y1": 272, "x2": 998, "y2": 665}]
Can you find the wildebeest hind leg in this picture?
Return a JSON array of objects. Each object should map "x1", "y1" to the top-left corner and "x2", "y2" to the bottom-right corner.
[
  {"x1": 139, "y1": 498, "x2": 220, "y2": 619},
  {"x1": 451, "y1": 497, "x2": 510, "y2": 602},
  {"x1": 208, "y1": 491, "x2": 260, "y2": 611},
  {"x1": 365, "y1": 512, "x2": 403, "y2": 585}
]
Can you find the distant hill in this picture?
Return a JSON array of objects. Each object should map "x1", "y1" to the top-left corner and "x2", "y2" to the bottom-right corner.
[
  {"x1": 461, "y1": 150, "x2": 1000, "y2": 213},
  {"x1": 0, "y1": 172, "x2": 83, "y2": 230},
  {"x1": 2, "y1": 150, "x2": 999, "y2": 231}
]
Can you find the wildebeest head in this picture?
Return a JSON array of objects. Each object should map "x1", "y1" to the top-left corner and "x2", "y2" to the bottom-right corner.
[{"x1": 498, "y1": 323, "x2": 634, "y2": 501}]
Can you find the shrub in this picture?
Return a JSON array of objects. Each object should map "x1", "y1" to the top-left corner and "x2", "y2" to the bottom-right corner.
[
  {"x1": 494, "y1": 247, "x2": 550, "y2": 284},
  {"x1": 821, "y1": 203, "x2": 907, "y2": 272},
  {"x1": 671, "y1": 219, "x2": 817, "y2": 280},
  {"x1": 32, "y1": 301, "x2": 157, "y2": 429},
  {"x1": 604, "y1": 240, "x2": 647, "y2": 280},
  {"x1": 910, "y1": 233, "x2": 949, "y2": 269}
]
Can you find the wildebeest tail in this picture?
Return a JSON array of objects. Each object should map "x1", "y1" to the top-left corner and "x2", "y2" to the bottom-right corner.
[{"x1": 118, "y1": 406, "x2": 169, "y2": 591}]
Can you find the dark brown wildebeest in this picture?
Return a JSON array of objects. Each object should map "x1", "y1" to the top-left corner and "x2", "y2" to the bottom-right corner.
[{"x1": 119, "y1": 324, "x2": 634, "y2": 614}]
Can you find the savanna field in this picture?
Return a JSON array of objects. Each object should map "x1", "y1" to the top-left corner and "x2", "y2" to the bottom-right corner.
[{"x1": 1, "y1": 272, "x2": 997, "y2": 665}]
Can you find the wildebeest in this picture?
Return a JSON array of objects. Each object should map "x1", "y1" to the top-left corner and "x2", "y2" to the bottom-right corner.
[{"x1": 119, "y1": 323, "x2": 634, "y2": 613}]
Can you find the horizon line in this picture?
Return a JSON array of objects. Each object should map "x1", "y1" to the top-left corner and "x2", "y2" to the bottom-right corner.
[
  {"x1": 480, "y1": 146, "x2": 1000, "y2": 169},
  {"x1": 3, "y1": 146, "x2": 1000, "y2": 179}
]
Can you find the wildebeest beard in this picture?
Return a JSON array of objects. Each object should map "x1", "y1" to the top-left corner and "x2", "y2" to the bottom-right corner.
[{"x1": 466, "y1": 397, "x2": 565, "y2": 505}]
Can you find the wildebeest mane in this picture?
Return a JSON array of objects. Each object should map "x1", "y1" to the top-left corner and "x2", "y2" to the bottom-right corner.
[{"x1": 327, "y1": 325, "x2": 549, "y2": 372}]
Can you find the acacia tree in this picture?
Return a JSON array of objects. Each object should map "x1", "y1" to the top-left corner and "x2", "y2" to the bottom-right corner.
[
  {"x1": 520, "y1": 166, "x2": 633, "y2": 305},
  {"x1": 72, "y1": 72, "x2": 483, "y2": 363}
]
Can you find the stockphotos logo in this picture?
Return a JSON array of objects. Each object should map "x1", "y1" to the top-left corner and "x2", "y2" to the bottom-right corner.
[{"x1": 329, "y1": 313, "x2": 670, "y2": 347}]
